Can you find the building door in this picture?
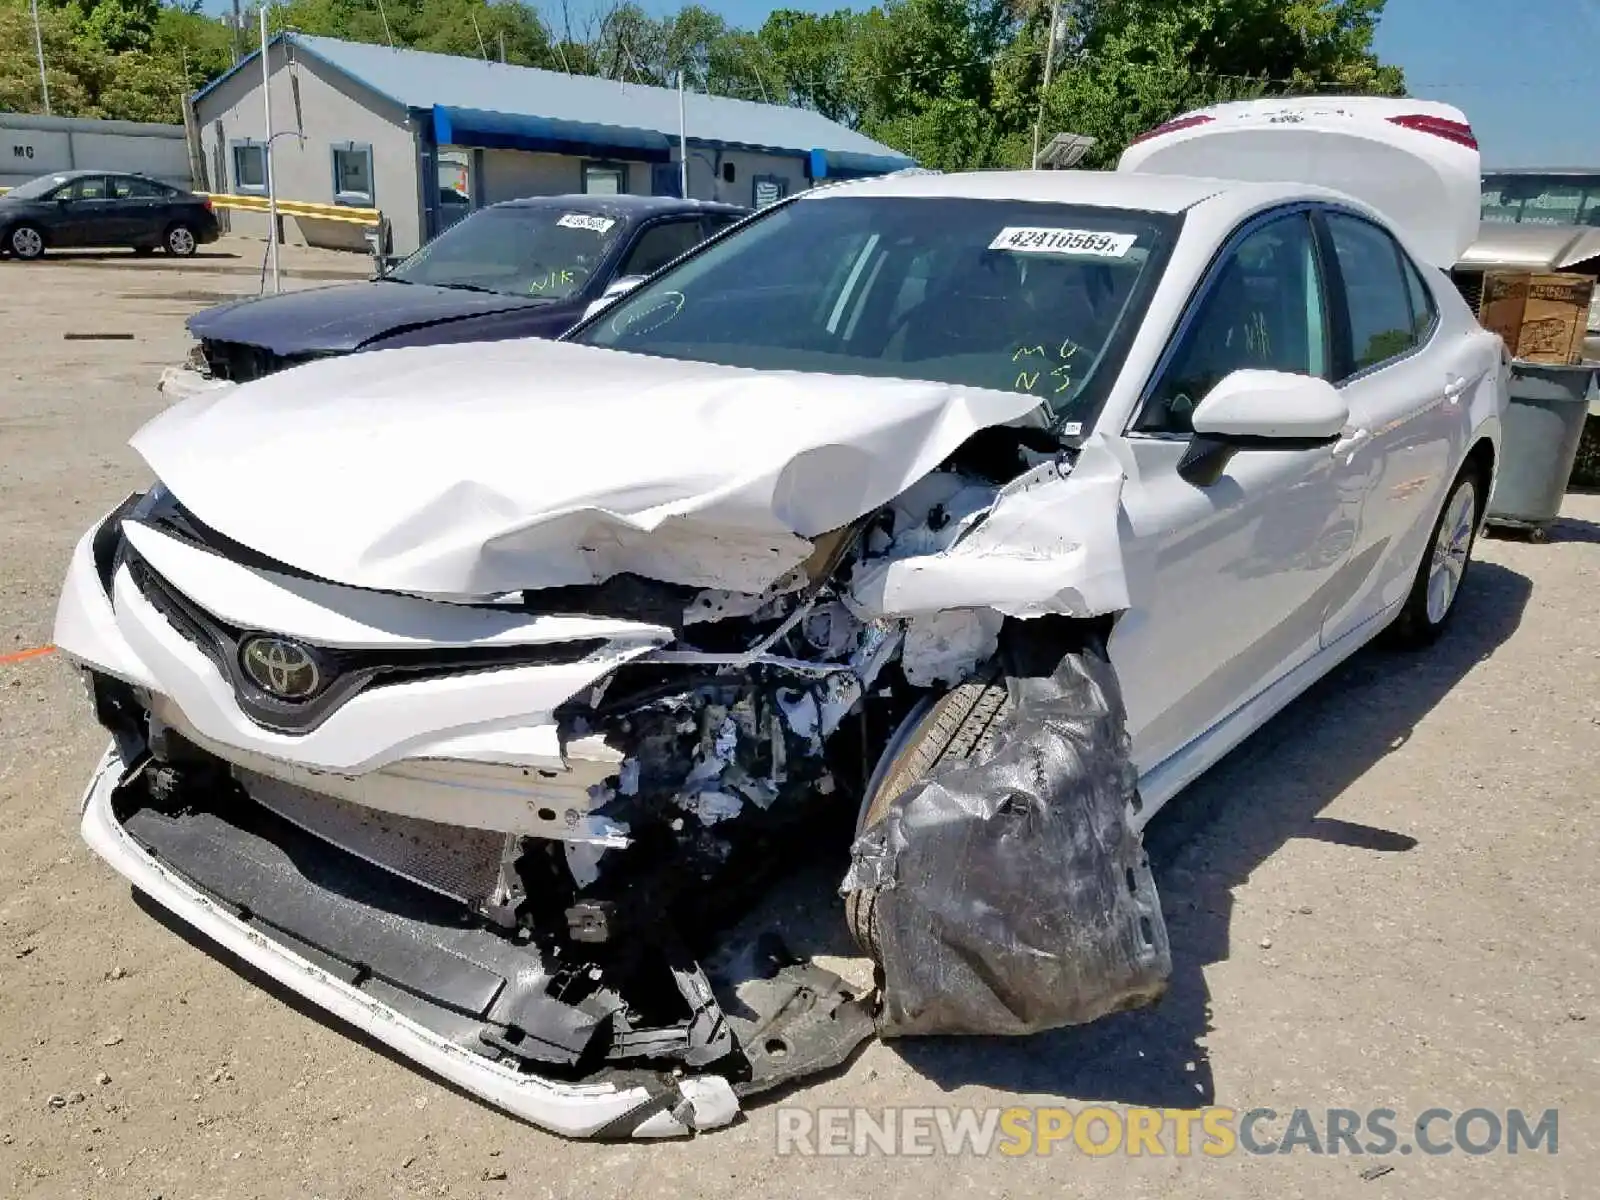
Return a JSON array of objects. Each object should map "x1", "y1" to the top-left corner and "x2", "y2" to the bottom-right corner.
[{"x1": 437, "y1": 148, "x2": 474, "y2": 231}]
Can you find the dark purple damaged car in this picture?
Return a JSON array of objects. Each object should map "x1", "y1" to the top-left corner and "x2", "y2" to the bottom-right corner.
[{"x1": 166, "y1": 194, "x2": 747, "y2": 396}]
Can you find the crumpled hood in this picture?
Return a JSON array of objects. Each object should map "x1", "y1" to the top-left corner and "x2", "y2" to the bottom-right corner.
[
  {"x1": 131, "y1": 339, "x2": 1042, "y2": 597},
  {"x1": 187, "y1": 281, "x2": 547, "y2": 356}
]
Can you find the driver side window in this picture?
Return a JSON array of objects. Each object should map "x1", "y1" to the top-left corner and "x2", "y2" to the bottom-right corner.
[{"x1": 1138, "y1": 211, "x2": 1328, "y2": 435}]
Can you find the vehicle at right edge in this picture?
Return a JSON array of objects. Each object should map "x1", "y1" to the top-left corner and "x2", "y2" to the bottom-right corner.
[{"x1": 54, "y1": 96, "x2": 1508, "y2": 1138}]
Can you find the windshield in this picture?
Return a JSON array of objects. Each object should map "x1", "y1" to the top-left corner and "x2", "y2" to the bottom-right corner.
[
  {"x1": 388, "y1": 206, "x2": 624, "y2": 299},
  {"x1": 6, "y1": 174, "x2": 72, "y2": 201},
  {"x1": 1481, "y1": 173, "x2": 1600, "y2": 227},
  {"x1": 571, "y1": 195, "x2": 1176, "y2": 429}
]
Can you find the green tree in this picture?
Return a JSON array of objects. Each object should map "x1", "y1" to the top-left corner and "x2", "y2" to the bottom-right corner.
[
  {"x1": 0, "y1": 0, "x2": 1408, "y2": 171},
  {"x1": 757, "y1": 9, "x2": 862, "y2": 123},
  {"x1": 1008, "y1": 0, "x2": 1408, "y2": 168}
]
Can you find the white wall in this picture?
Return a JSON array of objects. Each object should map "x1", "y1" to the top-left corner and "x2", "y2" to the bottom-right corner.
[
  {"x1": 478, "y1": 150, "x2": 662, "y2": 204},
  {"x1": 195, "y1": 44, "x2": 422, "y2": 252},
  {"x1": 477, "y1": 145, "x2": 810, "y2": 209},
  {"x1": 0, "y1": 113, "x2": 190, "y2": 190},
  {"x1": 683, "y1": 148, "x2": 809, "y2": 208}
]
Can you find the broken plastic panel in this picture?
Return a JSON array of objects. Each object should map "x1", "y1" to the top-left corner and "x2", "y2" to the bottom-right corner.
[{"x1": 843, "y1": 632, "x2": 1170, "y2": 1037}]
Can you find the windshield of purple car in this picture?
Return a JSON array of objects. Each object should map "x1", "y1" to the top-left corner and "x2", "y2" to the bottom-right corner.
[{"x1": 387, "y1": 207, "x2": 620, "y2": 300}]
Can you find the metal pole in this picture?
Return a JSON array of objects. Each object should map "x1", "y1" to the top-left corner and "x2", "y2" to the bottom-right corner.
[
  {"x1": 30, "y1": 0, "x2": 50, "y2": 116},
  {"x1": 1031, "y1": 0, "x2": 1062, "y2": 170},
  {"x1": 260, "y1": 6, "x2": 281, "y2": 293},
  {"x1": 678, "y1": 73, "x2": 689, "y2": 199}
]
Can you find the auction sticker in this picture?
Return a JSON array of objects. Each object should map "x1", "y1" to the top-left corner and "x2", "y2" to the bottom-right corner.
[
  {"x1": 989, "y1": 227, "x2": 1135, "y2": 256},
  {"x1": 557, "y1": 213, "x2": 616, "y2": 233}
]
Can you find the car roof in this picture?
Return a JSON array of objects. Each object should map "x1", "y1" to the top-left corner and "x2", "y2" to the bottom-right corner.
[
  {"x1": 804, "y1": 168, "x2": 1323, "y2": 216},
  {"x1": 25, "y1": 168, "x2": 158, "y2": 181},
  {"x1": 491, "y1": 194, "x2": 749, "y2": 217}
]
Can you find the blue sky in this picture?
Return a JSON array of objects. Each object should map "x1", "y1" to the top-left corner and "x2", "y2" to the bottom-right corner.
[
  {"x1": 233, "y1": 0, "x2": 1599, "y2": 167},
  {"x1": 1375, "y1": 0, "x2": 1600, "y2": 167}
]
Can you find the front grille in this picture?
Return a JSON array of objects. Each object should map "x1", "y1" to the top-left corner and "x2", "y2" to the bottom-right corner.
[
  {"x1": 200, "y1": 339, "x2": 319, "y2": 383},
  {"x1": 123, "y1": 547, "x2": 607, "y2": 734},
  {"x1": 239, "y1": 769, "x2": 510, "y2": 908}
]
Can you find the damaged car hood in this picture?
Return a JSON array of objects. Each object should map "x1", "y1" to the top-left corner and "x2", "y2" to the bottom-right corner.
[
  {"x1": 186, "y1": 281, "x2": 550, "y2": 356},
  {"x1": 132, "y1": 339, "x2": 1044, "y2": 598}
]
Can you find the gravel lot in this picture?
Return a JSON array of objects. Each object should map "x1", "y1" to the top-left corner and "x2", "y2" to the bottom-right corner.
[{"x1": 1, "y1": 245, "x2": 1596, "y2": 1199}]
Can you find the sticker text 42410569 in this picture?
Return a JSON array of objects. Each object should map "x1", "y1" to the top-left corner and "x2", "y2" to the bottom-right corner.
[{"x1": 988, "y1": 227, "x2": 1136, "y2": 257}]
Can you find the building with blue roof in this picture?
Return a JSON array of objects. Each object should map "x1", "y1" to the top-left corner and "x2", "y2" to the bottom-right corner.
[{"x1": 191, "y1": 32, "x2": 916, "y2": 254}]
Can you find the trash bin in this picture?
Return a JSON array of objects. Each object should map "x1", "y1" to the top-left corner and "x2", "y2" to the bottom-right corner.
[{"x1": 1485, "y1": 361, "x2": 1597, "y2": 539}]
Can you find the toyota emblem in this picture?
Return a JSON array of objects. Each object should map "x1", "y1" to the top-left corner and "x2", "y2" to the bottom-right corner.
[{"x1": 240, "y1": 636, "x2": 322, "y2": 701}]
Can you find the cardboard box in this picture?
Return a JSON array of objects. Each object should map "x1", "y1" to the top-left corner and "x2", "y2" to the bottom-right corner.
[
  {"x1": 1475, "y1": 270, "x2": 1596, "y2": 365},
  {"x1": 1477, "y1": 271, "x2": 1529, "y2": 356}
]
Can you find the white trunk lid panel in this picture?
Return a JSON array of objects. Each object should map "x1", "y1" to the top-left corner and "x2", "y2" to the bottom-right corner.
[{"x1": 1117, "y1": 97, "x2": 1481, "y2": 268}]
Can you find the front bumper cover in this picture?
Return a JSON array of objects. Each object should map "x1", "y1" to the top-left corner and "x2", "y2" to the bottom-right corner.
[{"x1": 79, "y1": 746, "x2": 741, "y2": 1139}]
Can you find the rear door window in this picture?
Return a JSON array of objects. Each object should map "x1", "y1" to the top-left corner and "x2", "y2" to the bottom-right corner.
[
  {"x1": 111, "y1": 177, "x2": 170, "y2": 200},
  {"x1": 1323, "y1": 211, "x2": 1419, "y2": 377},
  {"x1": 1401, "y1": 255, "x2": 1438, "y2": 342}
]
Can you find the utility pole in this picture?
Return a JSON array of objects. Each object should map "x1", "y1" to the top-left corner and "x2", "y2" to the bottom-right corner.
[
  {"x1": 1031, "y1": 0, "x2": 1062, "y2": 169},
  {"x1": 678, "y1": 72, "x2": 689, "y2": 199},
  {"x1": 231, "y1": 0, "x2": 243, "y2": 63},
  {"x1": 30, "y1": 0, "x2": 50, "y2": 115},
  {"x1": 261, "y1": 5, "x2": 281, "y2": 293}
]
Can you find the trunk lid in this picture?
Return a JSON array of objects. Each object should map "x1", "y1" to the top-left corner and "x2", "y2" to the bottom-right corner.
[{"x1": 1117, "y1": 96, "x2": 1481, "y2": 268}]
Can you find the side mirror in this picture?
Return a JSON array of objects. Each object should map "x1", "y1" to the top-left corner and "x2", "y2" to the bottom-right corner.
[
  {"x1": 581, "y1": 274, "x2": 647, "y2": 323},
  {"x1": 1180, "y1": 369, "x2": 1349, "y2": 486}
]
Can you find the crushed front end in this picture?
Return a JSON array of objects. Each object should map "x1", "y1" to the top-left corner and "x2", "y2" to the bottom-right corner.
[
  {"x1": 56, "y1": 418, "x2": 1169, "y2": 1138},
  {"x1": 56, "y1": 487, "x2": 938, "y2": 1138}
]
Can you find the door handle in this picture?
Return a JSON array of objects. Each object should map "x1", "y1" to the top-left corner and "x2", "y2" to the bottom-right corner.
[
  {"x1": 1444, "y1": 376, "x2": 1470, "y2": 404},
  {"x1": 1332, "y1": 428, "x2": 1372, "y2": 461}
]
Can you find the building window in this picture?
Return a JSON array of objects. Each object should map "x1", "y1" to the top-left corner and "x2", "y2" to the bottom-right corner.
[
  {"x1": 752, "y1": 174, "x2": 788, "y2": 209},
  {"x1": 331, "y1": 142, "x2": 374, "y2": 206},
  {"x1": 231, "y1": 141, "x2": 266, "y2": 194},
  {"x1": 583, "y1": 161, "x2": 628, "y2": 195}
]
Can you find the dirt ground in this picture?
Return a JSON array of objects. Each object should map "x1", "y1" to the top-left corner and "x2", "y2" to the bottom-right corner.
[{"x1": 1, "y1": 244, "x2": 1596, "y2": 1200}]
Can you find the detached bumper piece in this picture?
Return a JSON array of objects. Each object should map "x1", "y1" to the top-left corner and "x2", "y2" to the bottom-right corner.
[{"x1": 82, "y1": 745, "x2": 873, "y2": 1139}]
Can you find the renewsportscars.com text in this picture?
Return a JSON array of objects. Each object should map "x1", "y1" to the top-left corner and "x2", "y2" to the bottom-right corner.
[{"x1": 774, "y1": 1105, "x2": 1559, "y2": 1158}]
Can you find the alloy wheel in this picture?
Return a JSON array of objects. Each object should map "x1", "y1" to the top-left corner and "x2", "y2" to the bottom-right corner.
[
  {"x1": 1425, "y1": 478, "x2": 1477, "y2": 625},
  {"x1": 12, "y1": 227, "x2": 43, "y2": 259}
]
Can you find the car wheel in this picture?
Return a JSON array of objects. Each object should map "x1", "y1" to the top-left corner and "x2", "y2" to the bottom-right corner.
[
  {"x1": 8, "y1": 224, "x2": 46, "y2": 260},
  {"x1": 1390, "y1": 463, "x2": 1481, "y2": 646},
  {"x1": 164, "y1": 223, "x2": 198, "y2": 257},
  {"x1": 133, "y1": 245, "x2": 156, "y2": 257}
]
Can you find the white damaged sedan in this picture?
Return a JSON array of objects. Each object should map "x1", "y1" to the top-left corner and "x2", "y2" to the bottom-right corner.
[{"x1": 56, "y1": 99, "x2": 1506, "y2": 1138}]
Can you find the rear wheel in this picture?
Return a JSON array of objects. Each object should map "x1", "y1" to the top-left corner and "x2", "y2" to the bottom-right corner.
[
  {"x1": 8, "y1": 224, "x2": 46, "y2": 260},
  {"x1": 1390, "y1": 464, "x2": 1481, "y2": 646},
  {"x1": 164, "y1": 223, "x2": 197, "y2": 257}
]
